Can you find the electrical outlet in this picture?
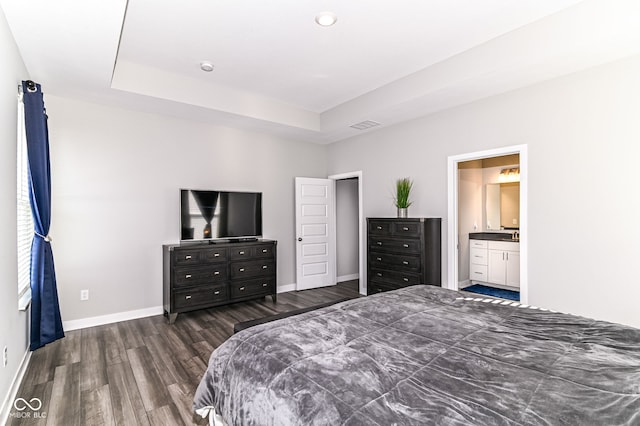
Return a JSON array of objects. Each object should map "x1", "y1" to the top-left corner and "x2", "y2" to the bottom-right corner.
[
  {"x1": 3, "y1": 346, "x2": 7, "y2": 367},
  {"x1": 80, "y1": 289, "x2": 89, "y2": 301}
]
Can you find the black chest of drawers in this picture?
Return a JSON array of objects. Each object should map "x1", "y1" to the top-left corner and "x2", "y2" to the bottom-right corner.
[
  {"x1": 367, "y1": 218, "x2": 441, "y2": 295},
  {"x1": 163, "y1": 240, "x2": 277, "y2": 323}
]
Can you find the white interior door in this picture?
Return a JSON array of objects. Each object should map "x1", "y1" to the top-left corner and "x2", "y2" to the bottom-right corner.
[{"x1": 295, "y1": 177, "x2": 336, "y2": 291}]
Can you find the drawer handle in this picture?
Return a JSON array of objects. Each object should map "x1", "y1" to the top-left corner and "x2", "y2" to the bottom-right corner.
[
  {"x1": 185, "y1": 295, "x2": 192, "y2": 300},
  {"x1": 262, "y1": 249, "x2": 268, "y2": 253},
  {"x1": 376, "y1": 257, "x2": 382, "y2": 261},
  {"x1": 239, "y1": 251, "x2": 245, "y2": 255},
  {"x1": 214, "y1": 290, "x2": 220, "y2": 295},
  {"x1": 402, "y1": 261, "x2": 409, "y2": 265},
  {"x1": 403, "y1": 227, "x2": 409, "y2": 231},
  {"x1": 474, "y1": 255, "x2": 482, "y2": 258},
  {"x1": 185, "y1": 255, "x2": 192, "y2": 260},
  {"x1": 376, "y1": 226, "x2": 382, "y2": 230},
  {"x1": 239, "y1": 268, "x2": 245, "y2": 272},
  {"x1": 377, "y1": 272, "x2": 382, "y2": 277},
  {"x1": 239, "y1": 286, "x2": 245, "y2": 291},
  {"x1": 403, "y1": 244, "x2": 409, "y2": 248},
  {"x1": 403, "y1": 278, "x2": 409, "y2": 282},
  {"x1": 185, "y1": 274, "x2": 192, "y2": 279},
  {"x1": 262, "y1": 283, "x2": 268, "y2": 287},
  {"x1": 214, "y1": 253, "x2": 220, "y2": 257},
  {"x1": 262, "y1": 265, "x2": 268, "y2": 269},
  {"x1": 214, "y1": 271, "x2": 220, "y2": 276},
  {"x1": 474, "y1": 272, "x2": 483, "y2": 275},
  {"x1": 377, "y1": 242, "x2": 383, "y2": 246}
]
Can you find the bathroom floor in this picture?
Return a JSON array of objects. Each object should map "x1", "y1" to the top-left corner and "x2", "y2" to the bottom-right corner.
[{"x1": 462, "y1": 284, "x2": 520, "y2": 301}]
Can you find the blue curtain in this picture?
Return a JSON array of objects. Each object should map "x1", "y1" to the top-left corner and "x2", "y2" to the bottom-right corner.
[{"x1": 22, "y1": 80, "x2": 64, "y2": 350}]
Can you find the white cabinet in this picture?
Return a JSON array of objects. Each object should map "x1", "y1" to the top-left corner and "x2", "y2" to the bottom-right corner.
[
  {"x1": 505, "y1": 251, "x2": 520, "y2": 288},
  {"x1": 469, "y1": 240, "x2": 488, "y2": 282},
  {"x1": 469, "y1": 238, "x2": 519, "y2": 289},
  {"x1": 487, "y1": 249, "x2": 507, "y2": 283},
  {"x1": 487, "y1": 241, "x2": 519, "y2": 289}
]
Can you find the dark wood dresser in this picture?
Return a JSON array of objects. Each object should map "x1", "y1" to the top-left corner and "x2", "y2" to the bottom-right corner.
[
  {"x1": 163, "y1": 240, "x2": 277, "y2": 323},
  {"x1": 367, "y1": 218, "x2": 441, "y2": 295}
]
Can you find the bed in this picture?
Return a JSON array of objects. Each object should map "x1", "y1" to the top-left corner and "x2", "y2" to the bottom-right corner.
[{"x1": 193, "y1": 285, "x2": 640, "y2": 425}]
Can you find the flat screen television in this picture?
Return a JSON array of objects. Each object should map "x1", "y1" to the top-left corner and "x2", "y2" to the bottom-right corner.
[{"x1": 180, "y1": 189, "x2": 262, "y2": 242}]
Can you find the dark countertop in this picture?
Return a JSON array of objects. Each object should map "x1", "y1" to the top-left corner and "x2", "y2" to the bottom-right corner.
[{"x1": 469, "y1": 232, "x2": 519, "y2": 242}]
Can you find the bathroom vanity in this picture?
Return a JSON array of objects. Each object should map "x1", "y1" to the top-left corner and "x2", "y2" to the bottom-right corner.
[{"x1": 469, "y1": 232, "x2": 519, "y2": 290}]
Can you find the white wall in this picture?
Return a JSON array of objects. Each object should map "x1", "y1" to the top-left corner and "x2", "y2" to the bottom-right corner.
[
  {"x1": 45, "y1": 96, "x2": 326, "y2": 322},
  {"x1": 328, "y1": 54, "x2": 640, "y2": 329},
  {"x1": 457, "y1": 167, "x2": 483, "y2": 284},
  {"x1": 335, "y1": 178, "x2": 359, "y2": 279},
  {"x1": 0, "y1": 5, "x2": 30, "y2": 418}
]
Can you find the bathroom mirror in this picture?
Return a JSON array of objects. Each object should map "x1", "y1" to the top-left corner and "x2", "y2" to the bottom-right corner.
[{"x1": 486, "y1": 182, "x2": 520, "y2": 230}]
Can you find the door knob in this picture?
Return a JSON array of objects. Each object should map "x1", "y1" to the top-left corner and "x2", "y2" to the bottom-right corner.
[{"x1": 298, "y1": 238, "x2": 302, "y2": 242}]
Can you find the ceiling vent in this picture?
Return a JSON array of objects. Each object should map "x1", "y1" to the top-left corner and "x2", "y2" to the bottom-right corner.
[{"x1": 350, "y1": 120, "x2": 380, "y2": 130}]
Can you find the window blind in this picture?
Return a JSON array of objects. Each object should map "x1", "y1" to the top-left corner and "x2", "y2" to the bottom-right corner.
[{"x1": 17, "y1": 95, "x2": 33, "y2": 302}]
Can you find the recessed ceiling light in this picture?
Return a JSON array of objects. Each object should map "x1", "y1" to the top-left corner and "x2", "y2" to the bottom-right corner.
[
  {"x1": 200, "y1": 62, "x2": 214, "y2": 72},
  {"x1": 315, "y1": 11, "x2": 337, "y2": 27}
]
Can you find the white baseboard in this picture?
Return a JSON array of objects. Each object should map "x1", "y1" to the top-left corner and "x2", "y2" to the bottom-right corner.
[
  {"x1": 0, "y1": 348, "x2": 31, "y2": 426},
  {"x1": 337, "y1": 273, "x2": 359, "y2": 283},
  {"x1": 277, "y1": 283, "x2": 296, "y2": 293},
  {"x1": 278, "y1": 275, "x2": 358, "y2": 294},
  {"x1": 63, "y1": 306, "x2": 164, "y2": 331},
  {"x1": 63, "y1": 278, "x2": 355, "y2": 330},
  {"x1": 458, "y1": 279, "x2": 471, "y2": 289}
]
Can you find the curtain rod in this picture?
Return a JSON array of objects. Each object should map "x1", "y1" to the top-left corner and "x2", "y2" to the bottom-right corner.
[{"x1": 18, "y1": 80, "x2": 37, "y2": 94}]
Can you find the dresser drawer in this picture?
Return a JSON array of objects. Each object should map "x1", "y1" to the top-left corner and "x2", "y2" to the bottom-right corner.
[
  {"x1": 229, "y1": 246, "x2": 255, "y2": 259},
  {"x1": 470, "y1": 264, "x2": 488, "y2": 281},
  {"x1": 392, "y1": 221, "x2": 422, "y2": 238},
  {"x1": 253, "y1": 244, "x2": 275, "y2": 258},
  {"x1": 370, "y1": 252, "x2": 421, "y2": 271},
  {"x1": 470, "y1": 248, "x2": 488, "y2": 265},
  {"x1": 370, "y1": 268, "x2": 422, "y2": 286},
  {"x1": 173, "y1": 248, "x2": 206, "y2": 266},
  {"x1": 201, "y1": 248, "x2": 228, "y2": 262},
  {"x1": 229, "y1": 245, "x2": 275, "y2": 260},
  {"x1": 368, "y1": 220, "x2": 392, "y2": 236},
  {"x1": 230, "y1": 260, "x2": 275, "y2": 279},
  {"x1": 174, "y1": 266, "x2": 227, "y2": 287},
  {"x1": 230, "y1": 278, "x2": 275, "y2": 299},
  {"x1": 174, "y1": 284, "x2": 228, "y2": 310},
  {"x1": 367, "y1": 281, "x2": 401, "y2": 295},
  {"x1": 369, "y1": 237, "x2": 422, "y2": 254}
]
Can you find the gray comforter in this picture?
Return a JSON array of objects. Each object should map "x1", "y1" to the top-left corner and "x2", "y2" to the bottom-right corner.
[{"x1": 193, "y1": 285, "x2": 640, "y2": 425}]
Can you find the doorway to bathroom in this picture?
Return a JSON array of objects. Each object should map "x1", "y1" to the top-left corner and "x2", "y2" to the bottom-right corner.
[{"x1": 447, "y1": 145, "x2": 528, "y2": 304}]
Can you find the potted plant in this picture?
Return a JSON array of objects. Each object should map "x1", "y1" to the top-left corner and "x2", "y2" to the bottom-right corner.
[{"x1": 394, "y1": 177, "x2": 413, "y2": 218}]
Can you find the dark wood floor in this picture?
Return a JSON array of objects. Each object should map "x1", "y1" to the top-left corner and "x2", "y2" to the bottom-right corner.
[{"x1": 9, "y1": 281, "x2": 361, "y2": 426}]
